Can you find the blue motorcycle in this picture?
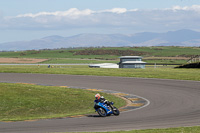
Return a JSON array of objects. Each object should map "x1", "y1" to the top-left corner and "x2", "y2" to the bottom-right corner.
[{"x1": 94, "y1": 101, "x2": 120, "y2": 117}]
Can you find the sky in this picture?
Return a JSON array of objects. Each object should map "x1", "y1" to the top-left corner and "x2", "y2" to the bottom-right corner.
[{"x1": 0, "y1": 0, "x2": 200, "y2": 43}]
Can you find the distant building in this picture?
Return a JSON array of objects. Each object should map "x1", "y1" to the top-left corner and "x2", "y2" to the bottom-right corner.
[
  {"x1": 118, "y1": 56, "x2": 146, "y2": 68},
  {"x1": 89, "y1": 56, "x2": 146, "y2": 68}
]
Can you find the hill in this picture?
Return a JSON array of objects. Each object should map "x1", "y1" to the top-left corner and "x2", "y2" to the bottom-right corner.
[{"x1": 0, "y1": 29, "x2": 200, "y2": 51}]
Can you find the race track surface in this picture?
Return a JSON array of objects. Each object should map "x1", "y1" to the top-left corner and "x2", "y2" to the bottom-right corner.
[{"x1": 0, "y1": 73, "x2": 200, "y2": 133}]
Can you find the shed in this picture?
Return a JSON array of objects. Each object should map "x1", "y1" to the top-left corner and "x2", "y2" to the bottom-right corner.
[{"x1": 119, "y1": 56, "x2": 146, "y2": 68}]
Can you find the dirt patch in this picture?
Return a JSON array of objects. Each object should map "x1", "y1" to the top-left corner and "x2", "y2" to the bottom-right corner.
[{"x1": 0, "y1": 58, "x2": 48, "y2": 63}]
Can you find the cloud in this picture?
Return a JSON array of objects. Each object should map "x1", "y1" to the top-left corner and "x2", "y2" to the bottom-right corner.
[
  {"x1": 15, "y1": 8, "x2": 128, "y2": 18},
  {"x1": 16, "y1": 8, "x2": 94, "y2": 19},
  {"x1": 170, "y1": 5, "x2": 200, "y2": 12},
  {"x1": 100, "y1": 8, "x2": 127, "y2": 14},
  {"x1": 1, "y1": 5, "x2": 200, "y2": 32}
]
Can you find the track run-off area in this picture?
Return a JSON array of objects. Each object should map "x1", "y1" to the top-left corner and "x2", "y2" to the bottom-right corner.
[{"x1": 0, "y1": 73, "x2": 200, "y2": 133}]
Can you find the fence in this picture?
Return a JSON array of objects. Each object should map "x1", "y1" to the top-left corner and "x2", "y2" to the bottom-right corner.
[{"x1": 187, "y1": 55, "x2": 200, "y2": 63}]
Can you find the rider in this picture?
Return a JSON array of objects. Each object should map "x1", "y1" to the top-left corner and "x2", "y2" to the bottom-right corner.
[{"x1": 95, "y1": 93, "x2": 110, "y2": 105}]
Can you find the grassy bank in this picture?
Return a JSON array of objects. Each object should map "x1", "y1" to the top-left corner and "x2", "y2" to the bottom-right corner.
[
  {"x1": 0, "y1": 83, "x2": 125, "y2": 121},
  {"x1": 72, "y1": 126, "x2": 200, "y2": 133},
  {"x1": 0, "y1": 65, "x2": 199, "y2": 81},
  {"x1": 1, "y1": 47, "x2": 200, "y2": 58}
]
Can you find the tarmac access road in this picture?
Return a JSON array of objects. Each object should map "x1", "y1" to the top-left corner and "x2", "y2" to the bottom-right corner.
[{"x1": 0, "y1": 73, "x2": 200, "y2": 133}]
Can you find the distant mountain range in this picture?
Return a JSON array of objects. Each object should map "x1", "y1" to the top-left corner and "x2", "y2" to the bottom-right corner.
[{"x1": 1, "y1": 29, "x2": 200, "y2": 51}]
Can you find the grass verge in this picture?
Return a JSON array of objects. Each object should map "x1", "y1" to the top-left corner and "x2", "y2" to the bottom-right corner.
[
  {"x1": 0, "y1": 83, "x2": 126, "y2": 121},
  {"x1": 0, "y1": 65, "x2": 200, "y2": 81},
  {"x1": 67, "y1": 126, "x2": 200, "y2": 133}
]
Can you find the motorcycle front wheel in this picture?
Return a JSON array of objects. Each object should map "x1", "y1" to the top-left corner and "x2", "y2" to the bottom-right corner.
[
  {"x1": 97, "y1": 107, "x2": 107, "y2": 117},
  {"x1": 113, "y1": 107, "x2": 120, "y2": 116}
]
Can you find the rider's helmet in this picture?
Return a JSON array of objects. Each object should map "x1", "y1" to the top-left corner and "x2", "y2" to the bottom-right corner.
[{"x1": 95, "y1": 93, "x2": 101, "y2": 100}]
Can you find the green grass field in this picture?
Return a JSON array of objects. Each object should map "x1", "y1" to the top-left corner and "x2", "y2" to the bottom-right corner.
[
  {"x1": 0, "y1": 83, "x2": 125, "y2": 121},
  {"x1": 0, "y1": 46, "x2": 199, "y2": 64},
  {"x1": 0, "y1": 65, "x2": 199, "y2": 81}
]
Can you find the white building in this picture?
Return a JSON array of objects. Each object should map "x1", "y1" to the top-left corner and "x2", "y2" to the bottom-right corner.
[
  {"x1": 119, "y1": 56, "x2": 146, "y2": 68},
  {"x1": 89, "y1": 56, "x2": 146, "y2": 68}
]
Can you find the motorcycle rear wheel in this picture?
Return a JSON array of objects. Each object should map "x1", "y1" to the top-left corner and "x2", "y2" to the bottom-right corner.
[{"x1": 97, "y1": 107, "x2": 107, "y2": 117}]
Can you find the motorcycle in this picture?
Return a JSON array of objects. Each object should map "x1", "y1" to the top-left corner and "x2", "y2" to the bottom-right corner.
[{"x1": 94, "y1": 101, "x2": 120, "y2": 117}]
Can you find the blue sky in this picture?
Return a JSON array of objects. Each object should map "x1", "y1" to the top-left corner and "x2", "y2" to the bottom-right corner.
[{"x1": 0, "y1": 0, "x2": 200, "y2": 43}]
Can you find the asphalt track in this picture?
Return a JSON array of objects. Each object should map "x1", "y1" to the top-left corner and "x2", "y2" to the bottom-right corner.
[{"x1": 0, "y1": 73, "x2": 200, "y2": 133}]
